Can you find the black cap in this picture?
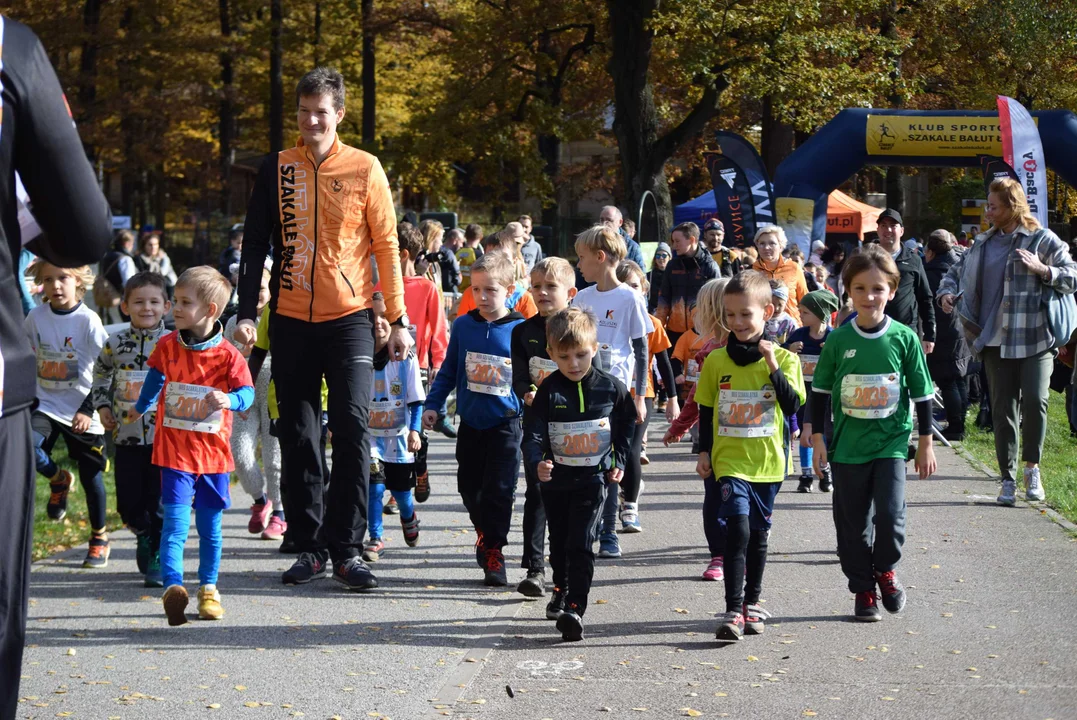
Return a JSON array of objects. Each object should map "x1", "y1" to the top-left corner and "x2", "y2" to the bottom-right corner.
[{"x1": 878, "y1": 208, "x2": 903, "y2": 225}]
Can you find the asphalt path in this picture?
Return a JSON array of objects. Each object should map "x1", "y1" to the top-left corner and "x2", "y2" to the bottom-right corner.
[{"x1": 14, "y1": 421, "x2": 1077, "y2": 719}]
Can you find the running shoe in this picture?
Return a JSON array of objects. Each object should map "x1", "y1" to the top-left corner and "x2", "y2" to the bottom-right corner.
[
  {"x1": 47, "y1": 469, "x2": 74, "y2": 521},
  {"x1": 401, "y1": 514, "x2": 420, "y2": 547},
  {"x1": 414, "y1": 470, "x2": 431, "y2": 503},
  {"x1": 197, "y1": 585, "x2": 224, "y2": 620},
  {"x1": 797, "y1": 474, "x2": 813, "y2": 493},
  {"x1": 384, "y1": 495, "x2": 400, "y2": 515},
  {"x1": 144, "y1": 553, "x2": 163, "y2": 588},
  {"x1": 875, "y1": 570, "x2": 907, "y2": 613},
  {"x1": 701, "y1": 556, "x2": 724, "y2": 582},
  {"x1": 557, "y1": 605, "x2": 584, "y2": 642},
  {"x1": 997, "y1": 478, "x2": 1017, "y2": 507},
  {"x1": 854, "y1": 590, "x2": 882, "y2": 622},
  {"x1": 516, "y1": 570, "x2": 545, "y2": 597},
  {"x1": 362, "y1": 538, "x2": 385, "y2": 563},
  {"x1": 248, "y1": 500, "x2": 271, "y2": 534},
  {"x1": 1024, "y1": 466, "x2": 1045, "y2": 501},
  {"x1": 483, "y1": 548, "x2": 508, "y2": 586},
  {"x1": 546, "y1": 588, "x2": 566, "y2": 620},
  {"x1": 716, "y1": 611, "x2": 745, "y2": 642},
  {"x1": 743, "y1": 603, "x2": 771, "y2": 635},
  {"x1": 162, "y1": 585, "x2": 189, "y2": 626},
  {"x1": 598, "y1": 530, "x2": 621, "y2": 558},
  {"x1": 333, "y1": 556, "x2": 378, "y2": 591},
  {"x1": 261, "y1": 515, "x2": 287, "y2": 540},
  {"x1": 83, "y1": 536, "x2": 110, "y2": 569},
  {"x1": 282, "y1": 552, "x2": 328, "y2": 584},
  {"x1": 619, "y1": 502, "x2": 642, "y2": 533}
]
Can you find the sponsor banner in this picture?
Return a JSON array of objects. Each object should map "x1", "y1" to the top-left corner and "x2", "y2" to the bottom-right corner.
[
  {"x1": 997, "y1": 96, "x2": 1049, "y2": 227},
  {"x1": 864, "y1": 115, "x2": 1035, "y2": 157},
  {"x1": 707, "y1": 153, "x2": 754, "y2": 248},
  {"x1": 714, "y1": 131, "x2": 776, "y2": 246},
  {"x1": 776, "y1": 197, "x2": 814, "y2": 258}
]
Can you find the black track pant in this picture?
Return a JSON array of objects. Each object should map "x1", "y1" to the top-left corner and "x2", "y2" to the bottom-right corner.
[
  {"x1": 541, "y1": 475, "x2": 605, "y2": 614},
  {"x1": 114, "y1": 444, "x2": 163, "y2": 551},
  {"x1": 1, "y1": 410, "x2": 33, "y2": 720},
  {"x1": 722, "y1": 515, "x2": 769, "y2": 611},
  {"x1": 620, "y1": 397, "x2": 653, "y2": 503}
]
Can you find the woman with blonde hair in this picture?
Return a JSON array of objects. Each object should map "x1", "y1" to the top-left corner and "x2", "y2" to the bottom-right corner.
[
  {"x1": 938, "y1": 178, "x2": 1077, "y2": 506},
  {"x1": 417, "y1": 219, "x2": 445, "y2": 297},
  {"x1": 752, "y1": 225, "x2": 808, "y2": 324}
]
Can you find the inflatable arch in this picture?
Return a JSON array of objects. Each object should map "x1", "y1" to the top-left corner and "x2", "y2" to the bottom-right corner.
[{"x1": 772, "y1": 108, "x2": 1077, "y2": 252}]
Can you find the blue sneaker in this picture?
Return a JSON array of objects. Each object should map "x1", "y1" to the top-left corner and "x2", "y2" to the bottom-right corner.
[
  {"x1": 619, "y1": 503, "x2": 642, "y2": 533},
  {"x1": 598, "y1": 530, "x2": 621, "y2": 558}
]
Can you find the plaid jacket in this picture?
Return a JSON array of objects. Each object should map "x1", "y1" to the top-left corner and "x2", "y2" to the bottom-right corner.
[{"x1": 936, "y1": 225, "x2": 1077, "y2": 359}]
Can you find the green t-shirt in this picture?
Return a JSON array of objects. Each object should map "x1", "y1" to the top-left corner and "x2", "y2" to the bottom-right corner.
[
  {"x1": 695, "y1": 345, "x2": 805, "y2": 483},
  {"x1": 811, "y1": 318, "x2": 933, "y2": 464}
]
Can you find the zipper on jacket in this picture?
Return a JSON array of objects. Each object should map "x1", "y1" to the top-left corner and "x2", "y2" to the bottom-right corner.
[
  {"x1": 338, "y1": 265, "x2": 356, "y2": 297},
  {"x1": 577, "y1": 381, "x2": 585, "y2": 412},
  {"x1": 308, "y1": 167, "x2": 320, "y2": 322}
]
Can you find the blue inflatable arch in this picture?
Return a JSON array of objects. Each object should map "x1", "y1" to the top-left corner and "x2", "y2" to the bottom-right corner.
[{"x1": 772, "y1": 108, "x2": 1077, "y2": 249}]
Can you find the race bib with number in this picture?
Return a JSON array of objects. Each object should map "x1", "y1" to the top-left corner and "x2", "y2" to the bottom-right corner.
[
  {"x1": 598, "y1": 344, "x2": 613, "y2": 372},
  {"x1": 465, "y1": 351, "x2": 513, "y2": 397},
  {"x1": 800, "y1": 354, "x2": 820, "y2": 383},
  {"x1": 114, "y1": 370, "x2": 154, "y2": 415},
  {"x1": 529, "y1": 356, "x2": 558, "y2": 386},
  {"x1": 36, "y1": 348, "x2": 80, "y2": 390},
  {"x1": 840, "y1": 373, "x2": 902, "y2": 419},
  {"x1": 162, "y1": 383, "x2": 223, "y2": 433},
  {"x1": 369, "y1": 399, "x2": 408, "y2": 438},
  {"x1": 549, "y1": 418, "x2": 613, "y2": 467},
  {"x1": 717, "y1": 389, "x2": 777, "y2": 438},
  {"x1": 685, "y1": 358, "x2": 700, "y2": 384}
]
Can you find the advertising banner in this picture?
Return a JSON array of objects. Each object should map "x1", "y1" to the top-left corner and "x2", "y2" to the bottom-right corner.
[
  {"x1": 716, "y1": 131, "x2": 776, "y2": 231},
  {"x1": 775, "y1": 197, "x2": 815, "y2": 257},
  {"x1": 997, "y1": 96, "x2": 1049, "y2": 226},
  {"x1": 707, "y1": 153, "x2": 754, "y2": 248}
]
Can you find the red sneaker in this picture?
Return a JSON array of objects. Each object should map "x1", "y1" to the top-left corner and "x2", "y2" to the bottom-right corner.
[
  {"x1": 261, "y1": 515, "x2": 287, "y2": 540},
  {"x1": 248, "y1": 501, "x2": 271, "y2": 534}
]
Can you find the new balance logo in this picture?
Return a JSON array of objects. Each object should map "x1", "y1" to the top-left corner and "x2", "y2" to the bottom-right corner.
[{"x1": 844, "y1": 349, "x2": 857, "y2": 359}]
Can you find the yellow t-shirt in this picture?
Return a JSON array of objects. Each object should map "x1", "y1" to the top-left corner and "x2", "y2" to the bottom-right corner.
[
  {"x1": 456, "y1": 246, "x2": 479, "y2": 292},
  {"x1": 694, "y1": 345, "x2": 804, "y2": 483}
]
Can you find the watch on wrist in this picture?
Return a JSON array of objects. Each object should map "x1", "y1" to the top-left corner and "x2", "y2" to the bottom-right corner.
[{"x1": 390, "y1": 314, "x2": 410, "y2": 328}]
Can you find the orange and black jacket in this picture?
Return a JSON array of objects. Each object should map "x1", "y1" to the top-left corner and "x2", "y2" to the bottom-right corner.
[
  {"x1": 238, "y1": 135, "x2": 405, "y2": 325},
  {"x1": 0, "y1": 16, "x2": 112, "y2": 417}
]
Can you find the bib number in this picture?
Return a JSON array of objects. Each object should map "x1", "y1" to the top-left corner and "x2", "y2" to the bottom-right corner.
[
  {"x1": 685, "y1": 359, "x2": 700, "y2": 384},
  {"x1": 529, "y1": 357, "x2": 557, "y2": 386},
  {"x1": 465, "y1": 351, "x2": 513, "y2": 397},
  {"x1": 800, "y1": 354, "x2": 820, "y2": 383},
  {"x1": 717, "y1": 389, "x2": 776, "y2": 438},
  {"x1": 549, "y1": 418, "x2": 613, "y2": 467},
  {"x1": 36, "y1": 348, "x2": 80, "y2": 390},
  {"x1": 114, "y1": 370, "x2": 154, "y2": 416},
  {"x1": 162, "y1": 383, "x2": 222, "y2": 433},
  {"x1": 369, "y1": 399, "x2": 408, "y2": 438},
  {"x1": 840, "y1": 373, "x2": 902, "y2": 419}
]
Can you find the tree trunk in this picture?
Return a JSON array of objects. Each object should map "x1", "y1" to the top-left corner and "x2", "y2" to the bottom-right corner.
[
  {"x1": 219, "y1": 0, "x2": 236, "y2": 217},
  {"x1": 606, "y1": 0, "x2": 724, "y2": 241},
  {"x1": 269, "y1": 0, "x2": 284, "y2": 153},
  {"x1": 313, "y1": 1, "x2": 322, "y2": 66},
  {"x1": 77, "y1": 0, "x2": 102, "y2": 163},
  {"x1": 361, "y1": 0, "x2": 376, "y2": 146},
  {"x1": 760, "y1": 95, "x2": 795, "y2": 180},
  {"x1": 881, "y1": 0, "x2": 905, "y2": 215}
]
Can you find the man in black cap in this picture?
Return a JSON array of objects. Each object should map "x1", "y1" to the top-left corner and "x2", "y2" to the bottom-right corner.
[
  {"x1": 876, "y1": 209, "x2": 935, "y2": 355},
  {"x1": 702, "y1": 218, "x2": 740, "y2": 277}
]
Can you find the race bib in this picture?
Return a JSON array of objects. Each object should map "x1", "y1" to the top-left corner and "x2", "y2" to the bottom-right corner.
[
  {"x1": 36, "y1": 348, "x2": 80, "y2": 390},
  {"x1": 598, "y1": 344, "x2": 613, "y2": 372},
  {"x1": 465, "y1": 351, "x2": 513, "y2": 397},
  {"x1": 841, "y1": 373, "x2": 901, "y2": 419},
  {"x1": 800, "y1": 354, "x2": 820, "y2": 383},
  {"x1": 529, "y1": 356, "x2": 558, "y2": 386},
  {"x1": 685, "y1": 358, "x2": 700, "y2": 384},
  {"x1": 162, "y1": 383, "x2": 223, "y2": 433},
  {"x1": 369, "y1": 399, "x2": 408, "y2": 437},
  {"x1": 114, "y1": 370, "x2": 155, "y2": 415},
  {"x1": 717, "y1": 389, "x2": 776, "y2": 438},
  {"x1": 549, "y1": 418, "x2": 612, "y2": 467}
]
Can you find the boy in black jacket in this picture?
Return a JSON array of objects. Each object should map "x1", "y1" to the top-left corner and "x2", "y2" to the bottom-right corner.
[
  {"x1": 524, "y1": 307, "x2": 636, "y2": 642},
  {"x1": 510, "y1": 258, "x2": 578, "y2": 599}
]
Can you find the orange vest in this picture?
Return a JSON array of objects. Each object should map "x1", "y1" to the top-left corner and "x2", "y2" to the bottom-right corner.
[{"x1": 275, "y1": 136, "x2": 405, "y2": 323}]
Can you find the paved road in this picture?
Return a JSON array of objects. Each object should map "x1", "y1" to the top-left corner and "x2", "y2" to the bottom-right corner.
[{"x1": 15, "y1": 422, "x2": 1077, "y2": 719}]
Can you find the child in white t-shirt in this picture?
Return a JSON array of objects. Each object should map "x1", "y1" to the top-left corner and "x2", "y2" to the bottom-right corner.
[
  {"x1": 571, "y1": 225, "x2": 650, "y2": 559},
  {"x1": 26, "y1": 261, "x2": 110, "y2": 568}
]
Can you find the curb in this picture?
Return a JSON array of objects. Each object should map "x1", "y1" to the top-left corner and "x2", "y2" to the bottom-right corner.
[{"x1": 951, "y1": 442, "x2": 1077, "y2": 535}]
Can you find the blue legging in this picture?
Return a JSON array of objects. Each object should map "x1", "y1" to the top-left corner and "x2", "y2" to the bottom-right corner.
[
  {"x1": 800, "y1": 445, "x2": 814, "y2": 477},
  {"x1": 368, "y1": 483, "x2": 415, "y2": 540},
  {"x1": 160, "y1": 504, "x2": 222, "y2": 588}
]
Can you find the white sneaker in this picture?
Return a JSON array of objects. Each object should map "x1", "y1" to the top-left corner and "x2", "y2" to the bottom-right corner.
[
  {"x1": 1024, "y1": 467, "x2": 1045, "y2": 501},
  {"x1": 997, "y1": 478, "x2": 1017, "y2": 507}
]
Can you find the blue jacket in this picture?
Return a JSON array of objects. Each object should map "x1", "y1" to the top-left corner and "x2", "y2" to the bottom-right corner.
[{"x1": 425, "y1": 309, "x2": 525, "y2": 429}]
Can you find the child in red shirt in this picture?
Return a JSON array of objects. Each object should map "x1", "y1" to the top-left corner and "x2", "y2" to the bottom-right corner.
[{"x1": 130, "y1": 267, "x2": 253, "y2": 626}]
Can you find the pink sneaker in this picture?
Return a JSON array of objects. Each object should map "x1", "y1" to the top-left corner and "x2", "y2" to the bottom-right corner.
[
  {"x1": 702, "y1": 556, "x2": 724, "y2": 582},
  {"x1": 261, "y1": 515, "x2": 287, "y2": 540},
  {"x1": 248, "y1": 501, "x2": 271, "y2": 534}
]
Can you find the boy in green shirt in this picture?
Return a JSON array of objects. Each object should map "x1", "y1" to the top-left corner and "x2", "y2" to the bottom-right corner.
[
  {"x1": 695, "y1": 271, "x2": 805, "y2": 642},
  {"x1": 811, "y1": 245, "x2": 937, "y2": 623}
]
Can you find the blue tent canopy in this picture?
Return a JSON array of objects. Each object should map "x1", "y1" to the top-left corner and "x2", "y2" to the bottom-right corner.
[{"x1": 673, "y1": 192, "x2": 718, "y2": 226}]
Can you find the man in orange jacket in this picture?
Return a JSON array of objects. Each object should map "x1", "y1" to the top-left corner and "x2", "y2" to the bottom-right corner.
[{"x1": 234, "y1": 67, "x2": 412, "y2": 592}]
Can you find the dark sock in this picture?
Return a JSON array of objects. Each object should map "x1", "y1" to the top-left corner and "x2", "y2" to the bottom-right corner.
[
  {"x1": 271, "y1": 510, "x2": 285, "y2": 520},
  {"x1": 256, "y1": 494, "x2": 268, "y2": 506}
]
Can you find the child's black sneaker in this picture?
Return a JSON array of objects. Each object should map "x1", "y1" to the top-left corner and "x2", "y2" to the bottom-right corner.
[
  {"x1": 556, "y1": 604, "x2": 584, "y2": 641},
  {"x1": 743, "y1": 603, "x2": 771, "y2": 635},
  {"x1": 47, "y1": 469, "x2": 74, "y2": 521},
  {"x1": 414, "y1": 470, "x2": 431, "y2": 503},
  {"x1": 516, "y1": 569, "x2": 545, "y2": 597},
  {"x1": 282, "y1": 552, "x2": 328, "y2": 584},
  {"x1": 333, "y1": 556, "x2": 378, "y2": 591},
  {"x1": 474, "y1": 530, "x2": 486, "y2": 568},
  {"x1": 875, "y1": 570, "x2": 907, "y2": 613},
  {"x1": 135, "y1": 532, "x2": 151, "y2": 574},
  {"x1": 854, "y1": 590, "x2": 882, "y2": 622},
  {"x1": 797, "y1": 475, "x2": 813, "y2": 493},
  {"x1": 715, "y1": 611, "x2": 744, "y2": 642},
  {"x1": 401, "y1": 514, "x2": 421, "y2": 547},
  {"x1": 546, "y1": 588, "x2": 566, "y2": 619},
  {"x1": 818, "y1": 465, "x2": 833, "y2": 493},
  {"x1": 83, "y1": 535, "x2": 110, "y2": 569},
  {"x1": 483, "y1": 548, "x2": 508, "y2": 586},
  {"x1": 144, "y1": 552, "x2": 163, "y2": 588}
]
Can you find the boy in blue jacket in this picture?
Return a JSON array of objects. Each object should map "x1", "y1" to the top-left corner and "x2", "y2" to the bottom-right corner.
[{"x1": 423, "y1": 253, "x2": 525, "y2": 587}]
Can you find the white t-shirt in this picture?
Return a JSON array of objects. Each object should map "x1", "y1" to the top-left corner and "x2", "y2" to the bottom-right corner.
[
  {"x1": 369, "y1": 355, "x2": 426, "y2": 464},
  {"x1": 572, "y1": 283, "x2": 653, "y2": 390},
  {"x1": 25, "y1": 302, "x2": 108, "y2": 434}
]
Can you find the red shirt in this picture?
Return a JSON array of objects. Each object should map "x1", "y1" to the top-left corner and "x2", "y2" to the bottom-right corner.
[
  {"x1": 148, "y1": 331, "x2": 253, "y2": 474},
  {"x1": 377, "y1": 275, "x2": 448, "y2": 369}
]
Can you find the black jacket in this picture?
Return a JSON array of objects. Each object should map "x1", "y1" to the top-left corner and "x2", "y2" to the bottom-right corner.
[
  {"x1": 436, "y1": 247, "x2": 461, "y2": 293},
  {"x1": 657, "y1": 245, "x2": 720, "y2": 334},
  {"x1": 924, "y1": 249, "x2": 970, "y2": 379},
  {"x1": 523, "y1": 366, "x2": 636, "y2": 481},
  {"x1": 510, "y1": 313, "x2": 551, "y2": 419},
  {"x1": 884, "y1": 245, "x2": 936, "y2": 343},
  {"x1": 0, "y1": 17, "x2": 112, "y2": 416}
]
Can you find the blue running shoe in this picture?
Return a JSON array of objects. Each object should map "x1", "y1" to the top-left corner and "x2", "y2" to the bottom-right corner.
[{"x1": 598, "y1": 530, "x2": 621, "y2": 558}]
